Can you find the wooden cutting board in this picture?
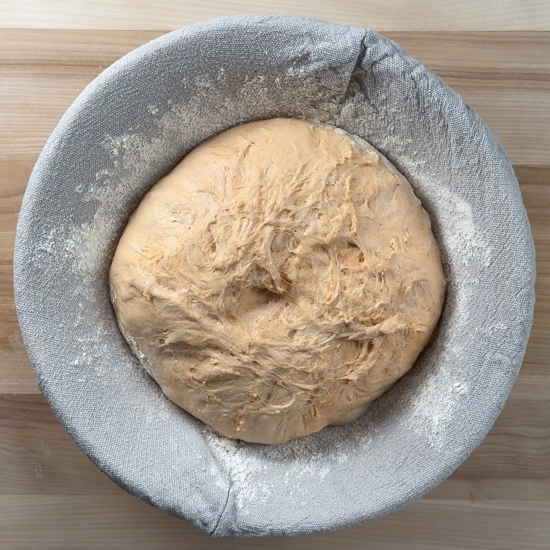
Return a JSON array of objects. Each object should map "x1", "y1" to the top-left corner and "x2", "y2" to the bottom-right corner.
[{"x1": 1, "y1": 2, "x2": 549, "y2": 548}]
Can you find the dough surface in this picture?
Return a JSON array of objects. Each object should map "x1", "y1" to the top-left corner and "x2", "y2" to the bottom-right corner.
[{"x1": 110, "y1": 118, "x2": 446, "y2": 444}]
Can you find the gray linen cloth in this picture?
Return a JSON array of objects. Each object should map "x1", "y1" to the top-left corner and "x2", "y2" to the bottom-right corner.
[{"x1": 14, "y1": 15, "x2": 535, "y2": 537}]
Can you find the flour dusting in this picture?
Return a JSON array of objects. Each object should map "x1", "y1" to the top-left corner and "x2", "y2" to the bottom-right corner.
[
  {"x1": 395, "y1": 186, "x2": 489, "y2": 448},
  {"x1": 203, "y1": 429, "x2": 270, "y2": 510},
  {"x1": 202, "y1": 422, "x2": 362, "y2": 510}
]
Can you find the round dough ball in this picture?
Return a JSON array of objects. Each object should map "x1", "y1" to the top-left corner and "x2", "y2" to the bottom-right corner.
[{"x1": 110, "y1": 118, "x2": 446, "y2": 444}]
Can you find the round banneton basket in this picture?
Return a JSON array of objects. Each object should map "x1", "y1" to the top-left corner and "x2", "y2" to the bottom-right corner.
[{"x1": 14, "y1": 15, "x2": 535, "y2": 537}]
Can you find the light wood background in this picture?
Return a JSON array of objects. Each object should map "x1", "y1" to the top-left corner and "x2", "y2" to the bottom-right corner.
[{"x1": 1, "y1": 2, "x2": 549, "y2": 548}]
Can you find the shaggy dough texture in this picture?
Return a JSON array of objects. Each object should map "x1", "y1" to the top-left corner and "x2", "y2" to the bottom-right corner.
[{"x1": 110, "y1": 118, "x2": 446, "y2": 444}]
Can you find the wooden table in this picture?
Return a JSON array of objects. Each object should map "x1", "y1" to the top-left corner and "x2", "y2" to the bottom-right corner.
[{"x1": 1, "y1": 2, "x2": 549, "y2": 548}]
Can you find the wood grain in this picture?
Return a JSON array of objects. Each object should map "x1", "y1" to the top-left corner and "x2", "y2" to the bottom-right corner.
[
  {"x1": 1, "y1": 0, "x2": 549, "y2": 31},
  {"x1": 0, "y1": 496, "x2": 549, "y2": 549},
  {"x1": 0, "y1": 160, "x2": 36, "y2": 393},
  {"x1": 1, "y1": 19, "x2": 549, "y2": 550}
]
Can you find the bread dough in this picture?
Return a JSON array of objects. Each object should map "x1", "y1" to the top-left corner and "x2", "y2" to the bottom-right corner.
[{"x1": 110, "y1": 118, "x2": 446, "y2": 444}]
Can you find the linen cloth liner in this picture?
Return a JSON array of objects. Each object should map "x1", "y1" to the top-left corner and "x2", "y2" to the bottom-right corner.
[{"x1": 14, "y1": 15, "x2": 535, "y2": 537}]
